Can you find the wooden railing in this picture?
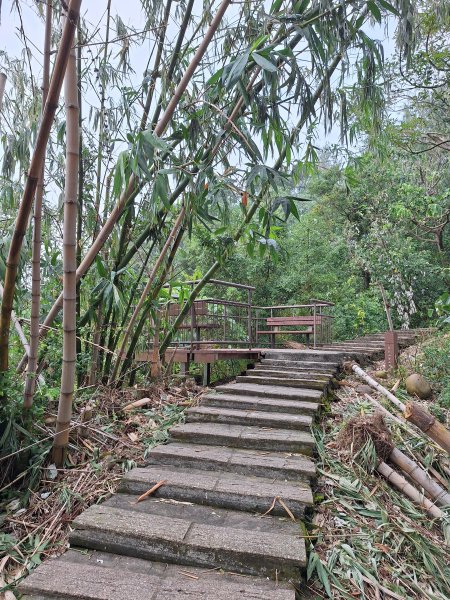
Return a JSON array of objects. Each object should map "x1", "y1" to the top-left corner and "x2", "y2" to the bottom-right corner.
[{"x1": 153, "y1": 280, "x2": 334, "y2": 351}]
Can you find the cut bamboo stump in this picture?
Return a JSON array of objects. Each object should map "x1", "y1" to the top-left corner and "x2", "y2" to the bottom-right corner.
[{"x1": 405, "y1": 403, "x2": 450, "y2": 454}]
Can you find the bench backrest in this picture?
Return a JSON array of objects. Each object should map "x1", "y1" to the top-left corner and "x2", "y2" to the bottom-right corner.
[
  {"x1": 266, "y1": 316, "x2": 323, "y2": 326},
  {"x1": 167, "y1": 300, "x2": 209, "y2": 317}
]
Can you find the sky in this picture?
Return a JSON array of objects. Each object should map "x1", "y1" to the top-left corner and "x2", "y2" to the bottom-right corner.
[{"x1": 0, "y1": 1, "x2": 398, "y2": 160}]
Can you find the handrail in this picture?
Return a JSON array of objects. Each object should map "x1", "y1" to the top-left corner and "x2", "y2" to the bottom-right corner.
[
  {"x1": 183, "y1": 279, "x2": 256, "y2": 291},
  {"x1": 309, "y1": 298, "x2": 335, "y2": 306},
  {"x1": 254, "y1": 302, "x2": 334, "y2": 310}
]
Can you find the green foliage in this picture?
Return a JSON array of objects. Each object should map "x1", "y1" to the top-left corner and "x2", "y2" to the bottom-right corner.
[{"x1": 418, "y1": 333, "x2": 450, "y2": 411}]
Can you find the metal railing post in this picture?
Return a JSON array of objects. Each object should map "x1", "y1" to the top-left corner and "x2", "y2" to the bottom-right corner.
[
  {"x1": 247, "y1": 289, "x2": 252, "y2": 349},
  {"x1": 313, "y1": 303, "x2": 317, "y2": 348}
]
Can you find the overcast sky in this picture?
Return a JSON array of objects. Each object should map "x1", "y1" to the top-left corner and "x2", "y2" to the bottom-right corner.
[{"x1": 1, "y1": 1, "x2": 397, "y2": 154}]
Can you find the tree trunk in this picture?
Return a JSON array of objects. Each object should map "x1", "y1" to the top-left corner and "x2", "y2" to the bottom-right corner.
[
  {"x1": 24, "y1": 0, "x2": 52, "y2": 408},
  {"x1": 53, "y1": 28, "x2": 79, "y2": 466},
  {"x1": 110, "y1": 207, "x2": 185, "y2": 383},
  {"x1": 0, "y1": 0, "x2": 82, "y2": 374}
]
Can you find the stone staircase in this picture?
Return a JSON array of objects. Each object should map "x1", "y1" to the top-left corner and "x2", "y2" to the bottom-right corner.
[{"x1": 19, "y1": 332, "x2": 426, "y2": 599}]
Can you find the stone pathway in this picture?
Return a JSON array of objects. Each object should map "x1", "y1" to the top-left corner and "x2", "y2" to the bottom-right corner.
[{"x1": 20, "y1": 331, "x2": 426, "y2": 599}]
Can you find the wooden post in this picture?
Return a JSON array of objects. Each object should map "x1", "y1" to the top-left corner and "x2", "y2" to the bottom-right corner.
[
  {"x1": 313, "y1": 303, "x2": 317, "y2": 348},
  {"x1": 270, "y1": 308, "x2": 275, "y2": 348},
  {"x1": 203, "y1": 362, "x2": 211, "y2": 386},
  {"x1": 384, "y1": 330, "x2": 399, "y2": 369}
]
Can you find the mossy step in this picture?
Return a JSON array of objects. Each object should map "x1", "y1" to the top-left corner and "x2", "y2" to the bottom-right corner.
[
  {"x1": 170, "y1": 421, "x2": 315, "y2": 454},
  {"x1": 120, "y1": 463, "x2": 313, "y2": 516},
  {"x1": 147, "y1": 442, "x2": 316, "y2": 481},
  {"x1": 70, "y1": 496, "x2": 307, "y2": 579},
  {"x1": 186, "y1": 405, "x2": 313, "y2": 430},
  {"x1": 20, "y1": 549, "x2": 295, "y2": 600}
]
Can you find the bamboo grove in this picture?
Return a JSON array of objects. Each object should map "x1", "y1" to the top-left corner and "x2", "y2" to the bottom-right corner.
[{"x1": 0, "y1": 0, "x2": 423, "y2": 464}]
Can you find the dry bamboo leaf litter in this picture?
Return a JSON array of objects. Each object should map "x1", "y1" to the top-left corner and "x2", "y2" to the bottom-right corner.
[
  {"x1": 0, "y1": 382, "x2": 202, "y2": 592},
  {"x1": 307, "y1": 369, "x2": 450, "y2": 600}
]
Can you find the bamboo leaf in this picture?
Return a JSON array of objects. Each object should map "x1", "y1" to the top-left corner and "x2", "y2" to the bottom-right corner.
[
  {"x1": 252, "y1": 52, "x2": 277, "y2": 73},
  {"x1": 367, "y1": 1, "x2": 382, "y2": 23}
]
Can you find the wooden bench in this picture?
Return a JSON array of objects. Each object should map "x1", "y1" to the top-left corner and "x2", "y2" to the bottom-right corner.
[{"x1": 256, "y1": 316, "x2": 323, "y2": 344}]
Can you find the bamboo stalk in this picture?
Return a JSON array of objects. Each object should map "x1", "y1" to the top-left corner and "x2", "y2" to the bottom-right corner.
[
  {"x1": 378, "y1": 283, "x2": 394, "y2": 331},
  {"x1": 150, "y1": 310, "x2": 162, "y2": 380},
  {"x1": 363, "y1": 394, "x2": 418, "y2": 438},
  {"x1": 353, "y1": 364, "x2": 450, "y2": 453},
  {"x1": 389, "y1": 447, "x2": 450, "y2": 507},
  {"x1": 404, "y1": 402, "x2": 450, "y2": 454},
  {"x1": 76, "y1": 23, "x2": 84, "y2": 382},
  {"x1": 376, "y1": 461, "x2": 442, "y2": 519},
  {"x1": 0, "y1": 72, "x2": 6, "y2": 115},
  {"x1": 352, "y1": 364, "x2": 406, "y2": 411},
  {"x1": 159, "y1": 52, "x2": 344, "y2": 355},
  {"x1": 24, "y1": 0, "x2": 52, "y2": 408},
  {"x1": 0, "y1": 0, "x2": 82, "y2": 373},
  {"x1": 53, "y1": 26, "x2": 79, "y2": 466},
  {"x1": 109, "y1": 207, "x2": 186, "y2": 383},
  {"x1": 17, "y1": 0, "x2": 232, "y2": 372},
  {"x1": 122, "y1": 222, "x2": 185, "y2": 384}
]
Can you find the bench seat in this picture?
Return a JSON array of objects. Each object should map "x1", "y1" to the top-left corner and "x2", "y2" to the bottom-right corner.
[{"x1": 256, "y1": 328, "x2": 313, "y2": 335}]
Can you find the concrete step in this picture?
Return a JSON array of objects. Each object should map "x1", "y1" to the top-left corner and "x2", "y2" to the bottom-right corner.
[
  {"x1": 170, "y1": 422, "x2": 315, "y2": 455},
  {"x1": 324, "y1": 344, "x2": 381, "y2": 352},
  {"x1": 186, "y1": 405, "x2": 313, "y2": 430},
  {"x1": 260, "y1": 358, "x2": 339, "y2": 371},
  {"x1": 203, "y1": 392, "x2": 320, "y2": 415},
  {"x1": 263, "y1": 349, "x2": 344, "y2": 362},
  {"x1": 119, "y1": 464, "x2": 313, "y2": 516},
  {"x1": 236, "y1": 375, "x2": 326, "y2": 390},
  {"x1": 70, "y1": 495, "x2": 306, "y2": 580},
  {"x1": 249, "y1": 367, "x2": 331, "y2": 380},
  {"x1": 215, "y1": 382, "x2": 323, "y2": 401},
  {"x1": 147, "y1": 442, "x2": 316, "y2": 481},
  {"x1": 21, "y1": 549, "x2": 295, "y2": 599},
  {"x1": 257, "y1": 362, "x2": 337, "y2": 373}
]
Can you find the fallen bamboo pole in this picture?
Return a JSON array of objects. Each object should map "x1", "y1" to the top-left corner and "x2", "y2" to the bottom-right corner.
[
  {"x1": 376, "y1": 461, "x2": 442, "y2": 518},
  {"x1": 352, "y1": 364, "x2": 405, "y2": 411},
  {"x1": 353, "y1": 364, "x2": 450, "y2": 454},
  {"x1": 389, "y1": 447, "x2": 450, "y2": 507}
]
